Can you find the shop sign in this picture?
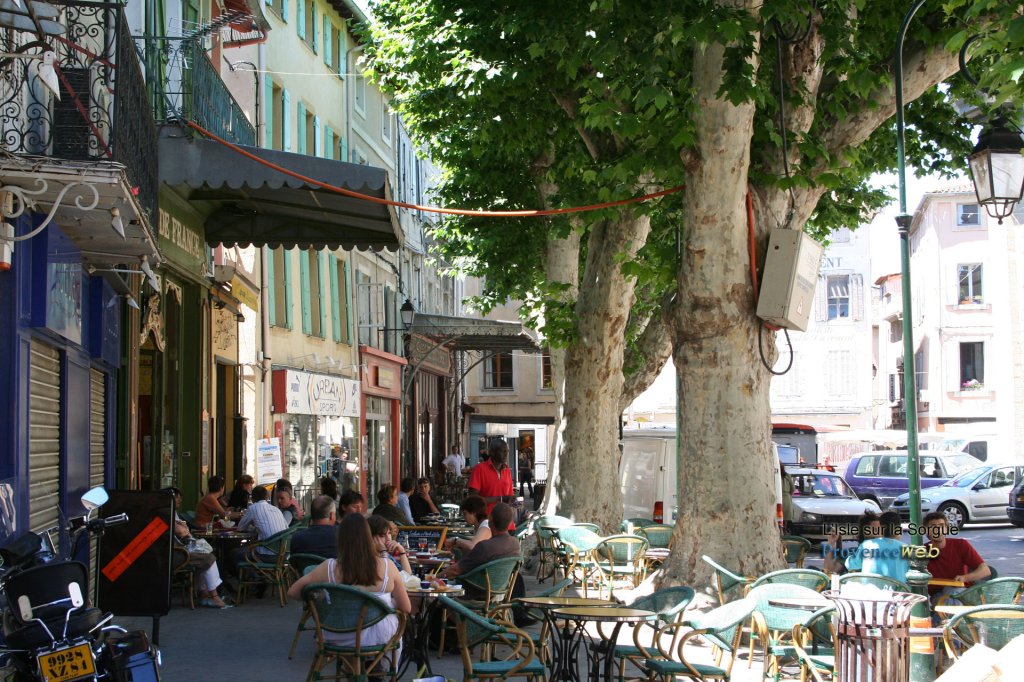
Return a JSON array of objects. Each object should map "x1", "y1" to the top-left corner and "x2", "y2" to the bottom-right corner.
[
  {"x1": 275, "y1": 370, "x2": 360, "y2": 417},
  {"x1": 256, "y1": 438, "x2": 283, "y2": 485},
  {"x1": 230, "y1": 275, "x2": 260, "y2": 311},
  {"x1": 157, "y1": 206, "x2": 207, "y2": 276}
]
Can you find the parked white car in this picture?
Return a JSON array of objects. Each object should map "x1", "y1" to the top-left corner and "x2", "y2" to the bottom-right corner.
[
  {"x1": 890, "y1": 464, "x2": 1024, "y2": 531},
  {"x1": 786, "y1": 468, "x2": 881, "y2": 540}
]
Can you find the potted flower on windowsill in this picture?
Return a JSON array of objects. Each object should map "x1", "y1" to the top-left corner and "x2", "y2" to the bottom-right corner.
[{"x1": 961, "y1": 379, "x2": 983, "y2": 391}]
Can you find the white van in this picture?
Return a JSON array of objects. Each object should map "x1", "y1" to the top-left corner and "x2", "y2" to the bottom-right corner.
[{"x1": 619, "y1": 427, "x2": 783, "y2": 526}]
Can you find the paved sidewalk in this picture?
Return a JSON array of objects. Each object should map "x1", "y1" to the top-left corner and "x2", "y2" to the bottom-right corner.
[{"x1": 115, "y1": 570, "x2": 781, "y2": 681}]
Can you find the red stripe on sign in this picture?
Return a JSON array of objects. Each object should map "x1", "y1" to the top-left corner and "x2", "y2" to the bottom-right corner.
[{"x1": 101, "y1": 517, "x2": 169, "y2": 582}]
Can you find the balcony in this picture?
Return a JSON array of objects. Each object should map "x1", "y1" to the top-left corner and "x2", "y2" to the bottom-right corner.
[
  {"x1": 136, "y1": 37, "x2": 256, "y2": 147},
  {"x1": 0, "y1": 0, "x2": 158, "y2": 226}
]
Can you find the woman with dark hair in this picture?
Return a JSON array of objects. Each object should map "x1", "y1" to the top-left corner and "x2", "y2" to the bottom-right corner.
[
  {"x1": 445, "y1": 495, "x2": 491, "y2": 555},
  {"x1": 320, "y1": 477, "x2": 340, "y2": 503},
  {"x1": 195, "y1": 476, "x2": 239, "y2": 527},
  {"x1": 227, "y1": 474, "x2": 255, "y2": 510},
  {"x1": 273, "y1": 478, "x2": 304, "y2": 525},
  {"x1": 288, "y1": 514, "x2": 411, "y2": 650},
  {"x1": 372, "y1": 485, "x2": 409, "y2": 526},
  {"x1": 367, "y1": 515, "x2": 413, "y2": 574}
]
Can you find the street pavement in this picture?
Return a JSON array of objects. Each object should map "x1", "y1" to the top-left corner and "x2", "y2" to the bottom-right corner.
[{"x1": 116, "y1": 524, "x2": 1024, "y2": 681}]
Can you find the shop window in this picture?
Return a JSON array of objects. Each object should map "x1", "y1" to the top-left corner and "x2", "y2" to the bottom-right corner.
[
  {"x1": 957, "y1": 263, "x2": 983, "y2": 304},
  {"x1": 959, "y1": 341, "x2": 984, "y2": 390},
  {"x1": 484, "y1": 352, "x2": 514, "y2": 390}
]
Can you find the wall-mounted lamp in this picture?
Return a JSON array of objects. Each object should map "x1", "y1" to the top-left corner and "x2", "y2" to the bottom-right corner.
[
  {"x1": 967, "y1": 117, "x2": 1024, "y2": 224},
  {"x1": 110, "y1": 207, "x2": 125, "y2": 239},
  {"x1": 400, "y1": 298, "x2": 416, "y2": 330}
]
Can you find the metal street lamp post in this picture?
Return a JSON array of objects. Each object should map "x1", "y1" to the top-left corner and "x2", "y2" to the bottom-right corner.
[{"x1": 895, "y1": 3, "x2": 1024, "y2": 680}]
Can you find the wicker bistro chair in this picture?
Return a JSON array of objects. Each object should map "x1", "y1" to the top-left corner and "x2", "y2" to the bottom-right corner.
[
  {"x1": 747, "y1": 583, "x2": 835, "y2": 680},
  {"x1": 701, "y1": 555, "x2": 755, "y2": 607},
  {"x1": 637, "y1": 525, "x2": 673, "y2": 549},
  {"x1": 288, "y1": 554, "x2": 332, "y2": 659},
  {"x1": 170, "y1": 545, "x2": 197, "y2": 610},
  {"x1": 599, "y1": 586, "x2": 696, "y2": 681},
  {"x1": 554, "y1": 526, "x2": 603, "y2": 593},
  {"x1": 437, "y1": 556, "x2": 523, "y2": 658},
  {"x1": 438, "y1": 595, "x2": 548, "y2": 682},
  {"x1": 750, "y1": 568, "x2": 829, "y2": 592},
  {"x1": 835, "y1": 572, "x2": 910, "y2": 593},
  {"x1": 935, "y1": 576, "x2": 1024, "y2": 608},
  {"x1": 535, "y1": 515, "x2": 572, "y2": 583},
  {"x1": 620, "y1": 518, "x2": 656, "y2": 532},
  {"x1": 942, "y1": 604, "x2": 1024, "y2": 659},
  {"x1": 788, "y1": 607, "x2": 840, "y2": 682},
  {"x1": 489, "y1": 578, "x2": 574, "y2": 666},
  {"x1": 641, "y1": 597, "x2": 757, "y2": 681},
  {"x1": 300, "y1": 583, "x2": 406, "y2": 682},
  {"x1": 779, "y1": 536, "x2": 812, "y2": 568},
  {"x1": 237, "y1": 526, "x2": 298, "y2": 607},
  {"x1": 591, "y1": 535, "x2": 649, "y2": 600}
]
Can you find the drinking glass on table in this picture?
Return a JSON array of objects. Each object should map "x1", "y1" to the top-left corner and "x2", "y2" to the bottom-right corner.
[
  {"x1": 428, "y1": 542, "x2": 437, "y2": 554},
  {"x1": 418, "y1": 540, "x2": 427, "y2": 553}
]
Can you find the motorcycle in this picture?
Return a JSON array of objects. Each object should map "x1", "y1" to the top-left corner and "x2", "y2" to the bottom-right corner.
[{"x1": 0, "y1": 485, "x2": 161, "y2": 681}]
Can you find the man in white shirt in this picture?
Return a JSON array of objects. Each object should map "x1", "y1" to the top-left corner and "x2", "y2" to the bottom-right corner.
[{"x1": 443, "y1": 445, "x2": 465, "y2": 477}]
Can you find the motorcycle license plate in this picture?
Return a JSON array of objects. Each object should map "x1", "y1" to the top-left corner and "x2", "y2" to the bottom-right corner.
[{"x1": 36, "y1": 643, "x2": 95, "y2": 682}]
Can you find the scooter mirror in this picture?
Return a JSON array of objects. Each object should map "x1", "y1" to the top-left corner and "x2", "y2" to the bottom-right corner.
[{"x1": 81, "y1": 487, "x2": 109, "y2": 511}]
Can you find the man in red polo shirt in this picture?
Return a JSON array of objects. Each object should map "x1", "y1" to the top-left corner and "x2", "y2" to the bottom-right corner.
[
  {"x1": 468, "y1": 440, "x2": 514, "y2": 515},
  {"x1": 924, "y1": 511, "x2": 990, "y2": 598}
]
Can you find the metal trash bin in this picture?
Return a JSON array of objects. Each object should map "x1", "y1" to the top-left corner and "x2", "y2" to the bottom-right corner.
[{"x1": 824, "y1": 590, "x2": 927, "y2": 682}]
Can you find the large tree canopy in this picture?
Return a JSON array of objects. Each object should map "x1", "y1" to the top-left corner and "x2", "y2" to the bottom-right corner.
[{"x1": 364, "y1": 0, "x2": 1024, "y2": 583}]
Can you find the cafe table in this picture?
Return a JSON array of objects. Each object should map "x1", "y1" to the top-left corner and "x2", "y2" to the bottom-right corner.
[
  {"x1": 398, "y1": 583, "x2": 465, "y2": 678},
  {"x1": 515, "y1": 596, "x2": 613, "y2": 682},
  {"x1": 767, "y1": 595, "x2": 832, "y2": 611},
  {"x1": 551, "y1": 606, "x2": 657, "y2": 682},
  {"x1": 934, "y1": 604, "x2": 1024, "y2": 618},
  {"x1": 191, "y1": 528, "x2": 255, "y2": 565}
]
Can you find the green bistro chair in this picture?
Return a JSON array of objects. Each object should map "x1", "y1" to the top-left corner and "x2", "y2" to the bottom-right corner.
[
  {"x1": 237, "y1": 526, "x2": 298, "y2": 607},
  {"x1": 535, "y1": 515, "x2": 572, "y2": 582},
  {"x1": 301, "y1": 583, "x2": 406, "y2": 682},
  {"x1": 935, "y1": 576, "x2": 1024, "y2": 607},
  {"x1": 554, "y1": 525, "x2": 603, "y2": 593},
  {"x1": 835, "y1": 572, "x2": 910, "y2": 593},
  {"x1": 489, "y1": 578, "x2": 574, "y2": 667},
  {"x1": 288, "y1": 554, "x2": 331, "y2": 659},
  {"x1": 439, "y1": 595, "x2": 547, "y2": 682},
  {"x1": 620, "y1": 517, "x2": 655, "y2": 533},
  {"x1": 750, "y1": 568, "x2": 829, "y2": 592},
  {"x1": 601, "y1": 586, "x2": 696, "y2": 681},
  {"x1": 747, "y1": 583, "x2": 834, "y2": 680},
  {"x1": 642, "y1": 597, "x2": 756, "y2": 681},
  {"x1": 437, "y1": 556, "x2": 523, "y2": 658},
  {"x1": 942, "y1": 604, "x2": 1024, "y2": 660},
  {"x1": 638, "y1": 524, "x2": 673, "y2": 549},
  {"x1": 591, "y1": 535, "x2": 649, "y2": 600},
  {"x1": 779, "y1": 536, "x2": 812, "y2": 568},
  {"x1": 701, "y1": 555, "x2": 755, "y2": 606},
  {"x1": 789, "y1": 607, "x2": 839, "y2": 682}
]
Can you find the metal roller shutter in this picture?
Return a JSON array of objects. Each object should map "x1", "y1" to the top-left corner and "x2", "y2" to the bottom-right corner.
[
  {"x1": 89, "y1": 369, "x2": 106, "y2": 490},
  {"x1": 29, "y1": 342, "x2": 61, "y2": 533}
]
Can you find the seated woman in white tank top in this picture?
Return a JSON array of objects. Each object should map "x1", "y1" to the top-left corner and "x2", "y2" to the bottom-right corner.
[{"x1": 288, "y1": 514, "x2": 412, "y2": 652}]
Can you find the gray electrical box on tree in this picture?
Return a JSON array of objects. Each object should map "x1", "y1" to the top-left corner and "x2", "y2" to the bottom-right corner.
[{"x1": 756, "y1": 229, "x2": 824, "y2": 331}]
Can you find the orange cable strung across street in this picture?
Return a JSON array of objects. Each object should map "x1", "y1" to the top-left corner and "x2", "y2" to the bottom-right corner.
[{"x1": 185, "y1": 119, "x2": 686, "y2": 217}]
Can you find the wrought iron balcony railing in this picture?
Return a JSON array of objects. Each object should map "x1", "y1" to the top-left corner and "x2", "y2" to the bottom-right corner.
[
  {"x1": 0, "y1": 0, "x2": 158, "y2": 224},
  {"x1": 136, "y1": 37, "x2": 256, "y2": 147}
]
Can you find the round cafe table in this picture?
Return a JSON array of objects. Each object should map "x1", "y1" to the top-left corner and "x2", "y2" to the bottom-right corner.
[
  {"x1": 397, "y1": 584, "x2": 465, "y2": 678},
  {"x1": 551, "y1": 606, "x2": 657, "y2": 682},
  {"x1": 516, "y1": 596, "x2": 613, "y2": 682}
]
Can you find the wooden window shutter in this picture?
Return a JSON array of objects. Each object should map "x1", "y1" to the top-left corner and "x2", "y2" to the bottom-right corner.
[{"x1": 299, "y1": 250, "x2": 312, "y2": 334}]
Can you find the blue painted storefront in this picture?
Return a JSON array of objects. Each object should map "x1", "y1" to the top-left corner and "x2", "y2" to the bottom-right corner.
[{"x1": 0, "y1": 213, "x2": 121, "y2": 541}]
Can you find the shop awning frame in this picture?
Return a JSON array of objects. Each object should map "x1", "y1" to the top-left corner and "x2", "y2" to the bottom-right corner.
[
  {"x1": 159, "y1": 129, "x2": 403, "y2": 251},
  {"x1": 408, "y1": 313, "x2": 541, "y2": 353}
]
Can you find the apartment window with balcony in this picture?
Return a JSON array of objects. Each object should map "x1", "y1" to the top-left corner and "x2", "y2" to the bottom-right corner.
[
  {"x1": 484, "y1": 353, "x2": 514, "y2": 390},
  {"x1": 354, "y1": 75, "x2": 366, "y2": 116},
  {"x1": 958, "y1": 263, "x2": 983, "y2": 304},
  {"x1": 959, "y1": 342, "x2": 984, "y2": 389},
  {"x1": 540, "y1": 353, "x2": 552, "y2": 390},
  {"x1": 826, "y1": 275, "x2": 850, "y2": 320},
  {"x1": 957, "y1": 203, "x2": 980, "y2": 227},
  {"x1": 268, "y1": 248, "x2": 293, "y2": 329}
]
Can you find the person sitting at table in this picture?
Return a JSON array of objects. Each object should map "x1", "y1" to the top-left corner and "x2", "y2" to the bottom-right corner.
[
  {"x1": 368, "y1": 515, "x2": 413, "y2": 575},
  {"x1": 409, "y1": 478, "x2": 441, "y2": 523},
  {"x1": 845, "y1": 510, "x2": 909, "y2": 582},
  {"x1": 290, "y1": 495, "x2": 339, "y2": 559},
  {"x1": 287, "y1": 513, "x2": 411, "y2": 657},
  {"x1": 339, "y1": 490, "x2": 366, "y2": 518},
  {"x1": 396, "y1": 478, "x2": 416, "y2": 526},
  {"x1": 167, "y1": 487, "x2": 231, "y2": 608},
  {"x1": 227, "y1": 475, "x2": 255, "y2": 511},
  {"x1": 445, "y1": 503, "x2": 520, "y2": 586},
  {"x1": 823, "y1": 511, "x2": 880, "y2": 575},
  {"x1": 445, "y1": 495, "x2": 491, "y2": 556},
  {"x1": 232, "y1": 485, "x2": 289, "y2": 569},
  {"x1": 195, "y1": 476, "x2": 240, "y2": 528},
  {"x1": 273, "y1": 478, "x2": 304, "y2": 525},
  {"x1": 924, "y1": 511, "x2": 990, "y2": 598},
  {"x1": 372, "y1": 485, "x2": 410, "y2": 526}
]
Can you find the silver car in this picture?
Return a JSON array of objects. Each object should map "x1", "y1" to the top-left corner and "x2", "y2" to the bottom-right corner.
[
  {"x1": 786, "y1": 468, "x2": 882, "y2": 540},
  {"x1": 890, "y1": 464, "x2": 1024, "y2": 530}
]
